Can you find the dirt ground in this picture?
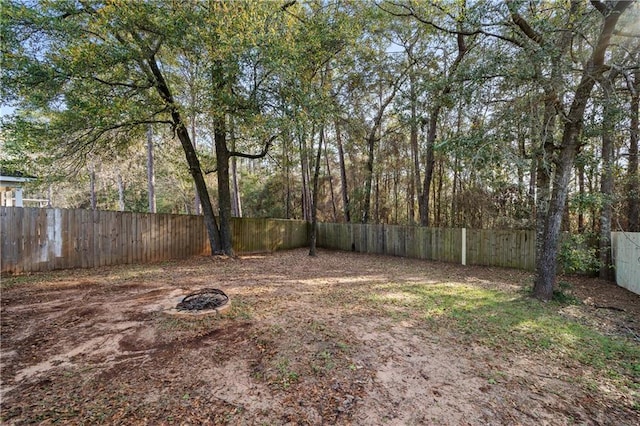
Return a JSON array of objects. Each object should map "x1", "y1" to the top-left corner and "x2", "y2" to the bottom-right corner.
[{"x1": 1, "y1": 248, "x2": 639, "y2": 425}]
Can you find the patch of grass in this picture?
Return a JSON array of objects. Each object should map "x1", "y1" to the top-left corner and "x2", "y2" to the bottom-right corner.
[
  {"x1": 313, "y1": 349, "x2": 336, "y2": 374},
  {"x1": 366, "y1": 281, "x2": 640, "y2": 387},
  {"x1": 225, "y1": 297, "x2": 253, "y2": 320},
  {"x1": 275, "y1": 358, "x2": 299, "y2": 389},
  {"x1": 1, "y1": 273, "x2": 50, "y2": 289}
]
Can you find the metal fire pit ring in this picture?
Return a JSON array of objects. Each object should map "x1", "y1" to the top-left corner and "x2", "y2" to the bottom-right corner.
[
  {"x1": 177, "y1": 288, "x2": 229, "y2": 312},
  {"x1": 164, "y1": 288, "x2": 231, "y2": 317}
]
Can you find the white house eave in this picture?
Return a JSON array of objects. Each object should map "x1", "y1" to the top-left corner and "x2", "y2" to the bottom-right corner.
[{"x1": 0, "y1": 175, "x2": 34, "y2": 186}]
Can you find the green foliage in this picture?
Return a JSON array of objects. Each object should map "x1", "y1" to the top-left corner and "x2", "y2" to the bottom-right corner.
[
  {"x1": 241, "y1": 172, "x2": 290, "y2": 219},
  {"x1": 558, "y1": 233, "x2": 602, "y2": 276}
]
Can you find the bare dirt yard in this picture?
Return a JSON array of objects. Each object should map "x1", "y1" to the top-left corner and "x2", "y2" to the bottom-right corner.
[{"x1": 1, "y1": 248, "x2": 639, "y2": 425}]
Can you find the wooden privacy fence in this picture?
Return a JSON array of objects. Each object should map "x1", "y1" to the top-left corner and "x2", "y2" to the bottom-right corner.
[
  {"x1": 0, "y1": 207, "x2": 308, "y2": 274},
  {"x1": 316, "y1": 222, "x2": 536, "y2": 271}
]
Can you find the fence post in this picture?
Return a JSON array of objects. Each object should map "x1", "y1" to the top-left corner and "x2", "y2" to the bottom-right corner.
[{"x1": 461, "y1": 227, "x2": 466, "y2": 266}]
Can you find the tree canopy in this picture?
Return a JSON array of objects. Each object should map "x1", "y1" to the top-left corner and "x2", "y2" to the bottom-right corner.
[{"x1": 2, "y1": 0, "x2": 639, "y2": 299}]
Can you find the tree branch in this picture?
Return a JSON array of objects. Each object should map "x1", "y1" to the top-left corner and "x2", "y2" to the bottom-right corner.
[
  {"x1": 229, "y1": 135, "x2": 277, "y2": 159},
  {"x1": 91, "y1": 76, "x2": 153, "y2": 90},
  {"x1": 378, "y1": 1, "x2": 524, "y2": 47},
  {"x1": 508, "y1": 9, "x2": 544, "y2": 46},
  {"x1": 591, "y1": 0, "x2": 609, "y2": 16}
]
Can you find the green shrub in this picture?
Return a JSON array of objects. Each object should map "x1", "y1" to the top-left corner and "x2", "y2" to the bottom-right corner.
[{"x1": 558, "y1": 233, "x2": 601, "y2": 275}]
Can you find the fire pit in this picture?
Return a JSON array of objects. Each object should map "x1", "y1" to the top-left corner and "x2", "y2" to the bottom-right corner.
[
  {"x1": 164, "y1": 288, "x2": 231, "y2": 317},
  {"x1": 177, "y1": 288, "x2": 229, "y2": 311}
]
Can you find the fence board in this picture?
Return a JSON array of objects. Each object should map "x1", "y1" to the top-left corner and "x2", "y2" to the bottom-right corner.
[
  {"x1": 315, "y1": 222, "x2": 536, "y2": 271},
  {"x1": 1, "y1": 207, "x2": 309, "y2": 274}
]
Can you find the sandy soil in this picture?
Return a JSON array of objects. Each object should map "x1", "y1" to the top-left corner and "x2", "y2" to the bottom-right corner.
[{"x1": 1, "y1": 248, "x2": 639, "y2": 425}]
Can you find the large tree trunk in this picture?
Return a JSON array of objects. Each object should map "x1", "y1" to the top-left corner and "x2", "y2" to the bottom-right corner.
[
  {"x1": 214, "y1": 115, "x2": 234, "y2": 256},
  {"x1": 527, "y1": 1, "x2": 630, "y2": 300}
]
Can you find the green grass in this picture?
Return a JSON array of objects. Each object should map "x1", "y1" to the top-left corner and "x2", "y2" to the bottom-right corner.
[{"x1": 367, "y1": 282, "x2": 640, "y2": 386}]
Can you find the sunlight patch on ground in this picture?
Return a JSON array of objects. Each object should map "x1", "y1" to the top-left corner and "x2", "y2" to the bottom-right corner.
[
  {"x1": 297, "y1": 275, "x2": 387, "y2": 286},
  {"x1": 376, "y1": 291, "x2": 420, "y2": 304}
]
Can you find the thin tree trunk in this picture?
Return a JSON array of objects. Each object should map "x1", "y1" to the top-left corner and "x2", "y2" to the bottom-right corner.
[
  {"x1": 528, "y1": 100, "x2": 538, "y2": 214},
  {"x1": 284, "y1": 135, "x2": 291, "y2": 219},
  {"x1": 300, "y1": 127, "x2": 312, "y2": 222},
  {"x1": 191, "y1": 116, "x2": 201, "y2": 215},
  {"x1": 363, "y1": 130, "x2": 375, "y2": 223},
  {"x1": 436, "y1": 158, "x2": 443, "y2": 226},
  {"x1": 420, "y1": 108, "x2": 438, "y2": 226},
  {"x1": 230, "y1": 120, "x2": 242, "y2": 217},
  {"x1": 230, "y1": 155, "x2": 242, "y2": 218},
  {"x1": 324, "y1": 134, "x2": 338, "y2": 222},
  {"x1": 309, "y1": 127, "x2": 324, "y2": 256},
  {"x1": 146, "y1": 125, "x2": 156, "y2": 213},
  {"x1": 362, "y1": 98, "x2": 398, "y2": 223},
  {"x1": 410, "y1": 72, "x2": 422, "y2": 224},
  {"x1": 599, "y1": 77, "x2": 615, "y2": 280},
  {"x1": 374, "y1": 173, "x2": 380, "y2": 223},
  {"x1": 335, "y1": 120, "x2": 350, "y2": 222},
  {"x1": 89, "y1": 161, "x2": 97, "y2": 211},
  {"x1": 117, "y1": 173, "x2": 125, "y2": 211},
  {"x1": 146, "y1": 55, "x2": 222, "y2": 254},
  {"x1": 393, "y1": 168, "x2": 399, "y2": 224},
  {"x1": 420, "y1": 32, "x2": 468, "y2": 226},
  {"x1": 578, "y1": 162, "x2": 585, "y2": 233},
  {"x1": 628, "y1": 70, "x2": 639, "y2": 231},
  {"x1": 452, "y1": 153, "x2": 458, "y2": 227}
]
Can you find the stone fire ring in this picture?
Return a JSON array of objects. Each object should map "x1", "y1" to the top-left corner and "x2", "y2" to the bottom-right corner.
[{"x1": 163, "y1": 288, "x2": 231, "y2": 318}]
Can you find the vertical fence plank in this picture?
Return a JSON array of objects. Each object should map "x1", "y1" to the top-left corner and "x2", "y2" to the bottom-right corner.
[
  {"x1": 1, "y1": 208, "x2": 8, "y2": 272},
  {"x1": 16, "y1": 207, "x2": 27, "y2": 273}
]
